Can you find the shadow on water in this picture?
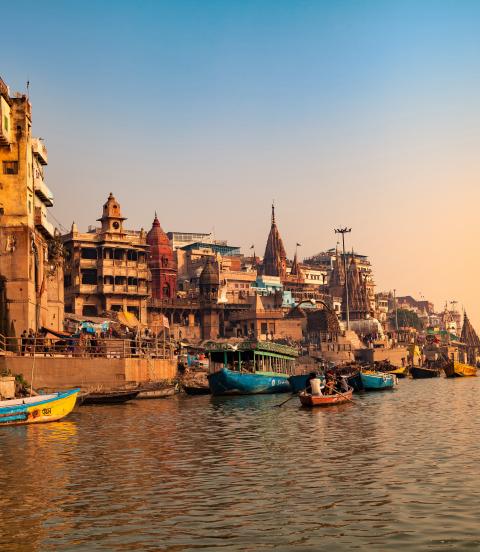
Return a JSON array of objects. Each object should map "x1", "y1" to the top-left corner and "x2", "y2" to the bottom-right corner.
[{"x1": 2, "y1": 379, "x2": 480, "y2": 551}]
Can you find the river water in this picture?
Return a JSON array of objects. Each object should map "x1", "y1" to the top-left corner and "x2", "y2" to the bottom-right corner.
[{"x1": 1, "y1": 378, "x2": 480, "y2": 551}]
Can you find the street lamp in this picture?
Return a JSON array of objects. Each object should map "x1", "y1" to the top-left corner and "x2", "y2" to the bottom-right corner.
[{"x1": 334, "y1": 227, "x2": 351, "y2": 330}]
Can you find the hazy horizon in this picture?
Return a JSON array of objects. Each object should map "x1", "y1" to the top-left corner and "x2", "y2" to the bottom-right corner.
[{"x1": 3, "y1": 0, "x2": 480, "y2": 326}]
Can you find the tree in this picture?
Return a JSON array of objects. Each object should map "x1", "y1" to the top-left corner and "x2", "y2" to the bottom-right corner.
[{"x1": 390, "y1": 309, "x2": 424, "y2": 331}]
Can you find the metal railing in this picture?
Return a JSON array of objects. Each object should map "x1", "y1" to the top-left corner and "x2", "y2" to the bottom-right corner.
[{"x1": 0, "y1": 334, "x2": 174, "y2": 360}]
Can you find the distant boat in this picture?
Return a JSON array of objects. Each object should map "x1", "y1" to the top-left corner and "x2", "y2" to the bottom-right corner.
[
  {"x1": 410, "y1": 366, "x2": 440, "y2": 379},
  {"x1": 136, "y1": 386, "x2": 177, "y2": 399},
  {"x1": 207, "y1": 340, "x2": 297, "y2": 395},
  {"x1": 299, "y1": 388, "x2": 353, "y2": 407},
  {"x1": 183, "y1": 384, "x2": 211, "y2": 395},
  {"x1": 360, "y1": 371, "x2": 395, "y2": 390},
  {"x1": 444, "y1": 361, "x2": 477, "y2": 378},
  {"x1": 388, "y1": 366, "x2": 409, "y2": 378},
  {"x1": 80, "y1": 389, "x2": 139, "y2": 405},
  {"x1": 0, "y1": 389, "x2": 79, "y2": 426}
]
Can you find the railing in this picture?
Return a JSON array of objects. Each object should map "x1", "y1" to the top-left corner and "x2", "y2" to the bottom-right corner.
[{"x1": 0, "y1": 335, "x2": 174, "y2": 360}]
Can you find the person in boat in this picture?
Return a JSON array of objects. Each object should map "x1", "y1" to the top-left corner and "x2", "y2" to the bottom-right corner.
[
  {"x1": 324, "y1": 370, "x2": 336, "y2": 395},
  {"x1": 305, "y1": 372, "x2": 318, "y2": 394}
]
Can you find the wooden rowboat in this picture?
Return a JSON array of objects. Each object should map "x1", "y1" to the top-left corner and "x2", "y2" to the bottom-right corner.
[
  {"x1": 0, "y1": 389, "x2": 79, "y2": 426},
  {"x1": 299, "y1": 388, "x2": 353, "y2": 407},
  {"x1": 388, "y1": 366, "x2": 409, "y2": 378},
  {"x1": 410, "y1": 366, "x2": 440, "y2": 379},
  {"x1": 183, "y1": 384, "x2": 211, "y2": 395},
  {"x1": 136, "y1": 386, "x2": 177, "y2": 399},
  {"x1": 80, "y1": 389, "x2": 140, "y2": 405}
]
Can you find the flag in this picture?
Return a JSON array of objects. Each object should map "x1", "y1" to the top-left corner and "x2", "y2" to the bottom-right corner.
[
  {"x1": 250, "y1": 245, "x2": 255, "y2": 249},
  {"x1": 296, "y1": 243, "x2": 302, "y2": 247}
]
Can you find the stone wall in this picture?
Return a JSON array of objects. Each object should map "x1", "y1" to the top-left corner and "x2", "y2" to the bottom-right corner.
[{"x1": 0, "y1": 356, "x2": 177, "y2": 391}]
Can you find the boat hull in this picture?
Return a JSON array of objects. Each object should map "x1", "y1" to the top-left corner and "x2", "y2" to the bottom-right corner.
[
  {"x1": 208, "y1": 368, "x2": 291, "y2": 395},
  {"x1": 410, "y1": 366, "x2": 439, "y2": 379},
  {"x1": 388, "y1": 366, "x2": 409, "y2": 378},
  {"x1": 183, "y1": 385, "x2": 211, "y2": 395},
  {"x1": 444, "y1": 361, "x2": 477, "y2": 378},
  {"x1": 0, "y1": 389, "x2": 79, "y2": 426},
  {"x1": 360, "y1": 372, "x2": 395, "y2": 390},
  {"x1": 299, "y1": 389, "x2": 353, "y2": 407},
  {"x1": 80, "y1": 390, "x2": 139, "y2": 405},
  {"x1": 136, "y1": 387, "x2": 177, "y2": 399}
]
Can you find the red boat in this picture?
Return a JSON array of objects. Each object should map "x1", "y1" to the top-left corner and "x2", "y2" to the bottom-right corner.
[{"x1": 299, "y1": 388, "x2": 353, "y2": 407}]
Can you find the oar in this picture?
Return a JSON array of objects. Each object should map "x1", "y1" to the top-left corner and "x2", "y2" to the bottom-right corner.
[
  {"x1": 330, "y1": 386, "x2": 354, "y2": 403},
  {"x1": 274, "y1": 388, "x2": 306, "y2": 408}
]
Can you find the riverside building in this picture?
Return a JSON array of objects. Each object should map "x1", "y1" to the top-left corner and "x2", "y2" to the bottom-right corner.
[
  {"x1": 0, "y1": 76, "x2": 63, "y2": 336},
  {"x1": 62, "y1": 193, "x2": 149, "y2": 322}
]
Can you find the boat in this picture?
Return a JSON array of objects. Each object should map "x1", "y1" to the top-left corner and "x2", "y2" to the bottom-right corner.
[
  {"x1": 183, "y1": 384, "x2": 211, "y2": 395},
  {"x1": 388, "y1": 365, "x2": 409, "y2": 378},
  {"x1": 444, "y1": 361, "x2": 477, "y2": 378},
  {"x1": 207, "y1": 340, "x2": 297, "y2": 395},
  {"x1": 80, "y1": 389, "x2": 140, "y2": 405},
  {"x1": 136, "y1": 386, "x2": 177, "y2": 399},
  {"x1": 0, "y1": 389, "x2": 79, "y2": 426},
  {"x1": 289, "y1": 373, "x2": 325, "y2": 394},
  {"x1": 299, "y1": 388, "x2": 353, "y2": 407},
  {"x1": 360, "y1": 370, "x2": 395, "y2": 390},
  {"x1": 410, "y1": 366, "x2": 440, "y2": 379},
  {"x1": 344, "y1": 370, "x2": 364, "y2": 392}
]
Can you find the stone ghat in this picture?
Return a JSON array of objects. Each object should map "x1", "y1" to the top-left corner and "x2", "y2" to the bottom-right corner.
[{"x1": 0, "y1": 356, "x2": 177, "y2": 391}]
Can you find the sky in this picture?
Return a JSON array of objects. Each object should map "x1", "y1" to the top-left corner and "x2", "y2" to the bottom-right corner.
[{"x1": 2, "y1": 0, "x2": 480, "y2": 325}]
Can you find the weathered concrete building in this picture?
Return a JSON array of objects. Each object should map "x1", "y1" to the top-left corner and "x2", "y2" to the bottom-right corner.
[
  {"x1": 62, "y1": 193, "x2": 149, "y2": 322},
  {"x1": 0, "y1": 76, "x2": 63, "y2": 337}
]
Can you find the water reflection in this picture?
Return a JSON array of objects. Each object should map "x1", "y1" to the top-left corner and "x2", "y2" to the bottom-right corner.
[{"x1": 1, "y1": 379, "x2": 480, "y2": 550}]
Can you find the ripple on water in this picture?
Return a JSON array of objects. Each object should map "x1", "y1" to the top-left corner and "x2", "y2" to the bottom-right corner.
[{"x1": 1, "y1": 378, "x2": 480, "y2": 551}]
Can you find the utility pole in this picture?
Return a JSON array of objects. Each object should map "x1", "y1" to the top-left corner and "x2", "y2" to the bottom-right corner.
[
  {"x1": 393, "y1": 288, "x2": 399, "y2": 332},
  {"x1": 334, "y1": 227, "x2": 351, "y2": 330}
]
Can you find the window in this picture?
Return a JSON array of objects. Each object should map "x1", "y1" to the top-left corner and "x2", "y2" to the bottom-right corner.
[
  {"x1": 3, "y1": 161, "x2": 18, "y2": 175},
  {"x1": 4, "y1": 115, "x2": 8, "y2": 132},
  {"x1": 261, "y1": 323, "x2": 268, "y2": 334},
  {"x1": 81, "y1": 269, "x2": 97, "y2": 285},
  {"x1": 81, "y1": 247, "x2": 97, "y2": 260},
  {"x1": 82, "y1": 305, "x2": 98, "y2": 317}
]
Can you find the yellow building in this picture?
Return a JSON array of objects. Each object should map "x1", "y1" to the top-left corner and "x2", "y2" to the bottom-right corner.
[
  {"x1": 62, "y1": 194, "x2": 149, "y2": 322},
  {"x1": 0, "y1": 76, "x2": 63, "y2": 337}
]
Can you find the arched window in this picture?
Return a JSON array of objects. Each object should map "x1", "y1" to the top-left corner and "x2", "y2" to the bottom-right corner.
[{"x1": 162, "y1": 282, "x2": 170, "y2": 297}]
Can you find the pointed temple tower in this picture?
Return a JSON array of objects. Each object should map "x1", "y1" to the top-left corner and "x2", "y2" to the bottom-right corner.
[
  {"x1": 199, "y1": 257, "x2": 221, "y2": 339},
  {"x1": 460, "y1": 311, "x2": 480, "y2": 365},
  {"x1": 343, "y1": 254, "x2": 370, "y2": 320},
  {"x1": 262, "y1": 204, "x2": 287, "y2": 279},
  {"x1": 328, "y1": 247, "x2": 345, "y2": 298},
  {"x1": 290, "y1": 251, "x2": 301, "y2": 278},
  {"x1": 146, "y1": 213, "x2": 177, "y2": 300}
]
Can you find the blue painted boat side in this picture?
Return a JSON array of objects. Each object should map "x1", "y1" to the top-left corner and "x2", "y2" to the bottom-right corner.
[
  {"x1": 208, "y1": 368, "x2": 291, "y2": 395},
  {"x1": 360, "y1": 373, "x2": 394, "y2": 390}
]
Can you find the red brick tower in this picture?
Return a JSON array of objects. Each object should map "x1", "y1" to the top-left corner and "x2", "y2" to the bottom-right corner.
[{"x1": 146, "y1": 213, "x2": 177, "y2": 299}]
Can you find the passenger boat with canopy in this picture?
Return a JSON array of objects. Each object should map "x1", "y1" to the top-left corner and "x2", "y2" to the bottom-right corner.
[
  {"x1": 0, "y1": 389, "x2": 79, "y2": 426},
  {"x1": 207, "y1": 340, "x2": 297, "y2": 395}
]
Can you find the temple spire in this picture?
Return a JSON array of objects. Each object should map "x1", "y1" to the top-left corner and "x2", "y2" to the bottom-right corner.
[{"x1": 271, "y1": 203, "x2": 275, "y2": 225}]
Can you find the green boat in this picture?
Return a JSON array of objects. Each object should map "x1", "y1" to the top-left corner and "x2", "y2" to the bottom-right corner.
[{"x1": 206, "y1": 340, "x2": 298, "y2": 395}]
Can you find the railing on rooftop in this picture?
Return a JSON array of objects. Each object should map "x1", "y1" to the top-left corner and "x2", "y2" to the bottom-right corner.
[{"x1": 0, "y1": 335, "x2": 174, "y2": 360}]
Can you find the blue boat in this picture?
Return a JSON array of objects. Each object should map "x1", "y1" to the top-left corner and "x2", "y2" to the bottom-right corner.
[
  {"x1": 360, "y1": 371, "x2": 395, "y2": 390},
  {"x1": 289, "y1": 373, "x2": 325, "y2": 393},
  {"x1": 206, "y1": 340, "x2": 298, "y2": 396}
]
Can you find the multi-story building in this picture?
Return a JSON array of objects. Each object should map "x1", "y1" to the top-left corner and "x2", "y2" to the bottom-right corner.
[
  {"x1": 0, "y1": 76, "x2": 63, "y2": 336},
  {"x1": 62, "y1": 193, "x2": 149, "y2": 322},
  {"x1": 146, "y1": 214, "x2": 177, "y2": 300}
]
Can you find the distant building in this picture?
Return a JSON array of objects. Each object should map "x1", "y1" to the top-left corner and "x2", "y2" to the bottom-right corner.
[
  {"x1": 62, "y1": 193, "x2": 149, "y2": 322},
  {"x1": 262, "y1": 205, "x2": 287, "y2": 279},
  {"x1": 0, "y1": 76, "x2": 63, "y2": 335},
  {"x1": 167, "y1": 231, "x2": 216, "y2": 250}
]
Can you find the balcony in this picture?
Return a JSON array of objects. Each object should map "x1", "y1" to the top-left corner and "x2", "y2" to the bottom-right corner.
[
  {"x1": 33, "y1": 174, "x2": 54, "y2": 207},
  {"x1": 34, "y1": 206, "x2": 54, "y2": 238},
  {"x1": 32, "y1": 138, "x2": 48, "y2": 165}
]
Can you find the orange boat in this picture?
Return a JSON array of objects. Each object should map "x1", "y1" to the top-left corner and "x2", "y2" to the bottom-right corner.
[{"x1": 299, "y1": 388, "x2": 353, "y2": 407}]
